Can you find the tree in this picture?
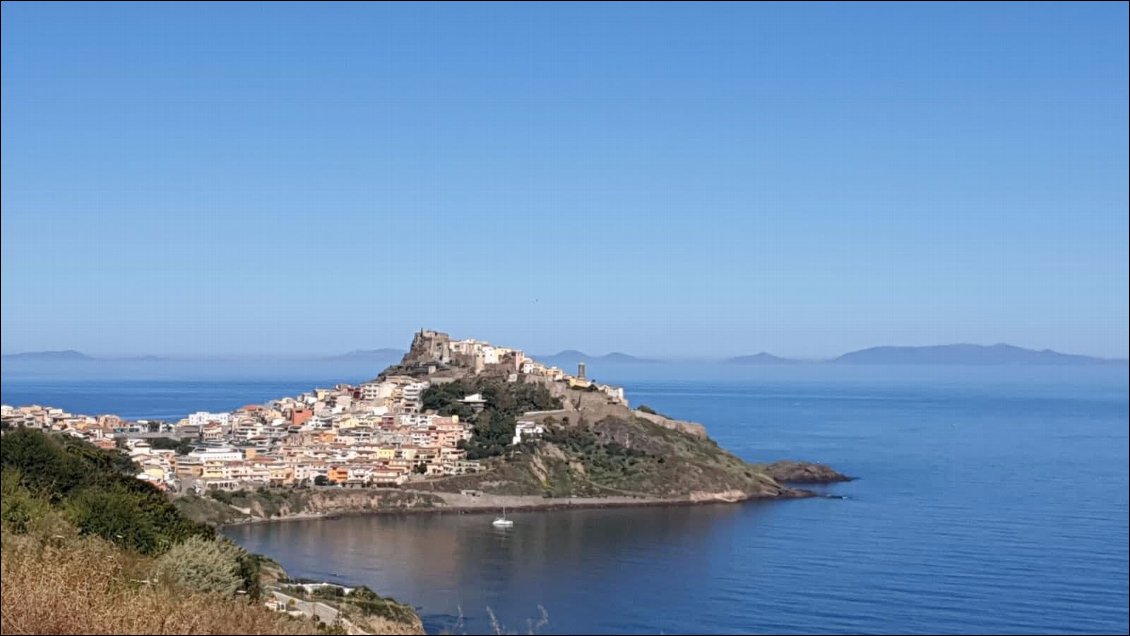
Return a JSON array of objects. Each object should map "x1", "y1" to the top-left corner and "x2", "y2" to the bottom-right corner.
[
  {"x1": 463, "y1": 411, "x2": 519, "y2": 459},
  {"x1": 148, "y1": 437, "x2": 196, "y2": 455},
  {"x1": 419, "y1": 377, "x2": 562, "y2": 459},
  {"x1": 2, "y1": 429, "x2": 211, "y2": 554},
  {"x1": 236, "y1": 552, "x2": 268, "y2": 600},
  {"x1": 1, "y1": 469, "x2": 50, "y2": 534},
  {"x1": 314, "y1": 475, "x2": 329, "y2": 487}
]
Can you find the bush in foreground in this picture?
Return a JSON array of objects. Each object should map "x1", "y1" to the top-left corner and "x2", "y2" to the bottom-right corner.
[
  {"x1": 0, "y1": 529, "x2": 310, "y2": 635},
  {"x1": 153, "y1": 535, "x2": 245, "y2": 596},
  {"x1": 1, "y1": 430, "x2": 423, "y2": 634}
]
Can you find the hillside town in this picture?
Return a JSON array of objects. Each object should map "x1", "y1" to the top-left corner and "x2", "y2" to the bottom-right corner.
[{"x1": 0, "y1": 331, "x2": 629, "y2": 493}]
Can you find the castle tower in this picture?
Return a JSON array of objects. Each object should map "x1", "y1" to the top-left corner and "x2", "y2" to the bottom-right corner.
[{"x1": 578, "y1": 361, "x2": 586, "y2": 379}]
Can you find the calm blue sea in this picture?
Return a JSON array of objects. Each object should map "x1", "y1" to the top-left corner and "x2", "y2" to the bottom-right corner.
[{"x1": 3, "y1": 362, "x2": 1127, "y2": 635}]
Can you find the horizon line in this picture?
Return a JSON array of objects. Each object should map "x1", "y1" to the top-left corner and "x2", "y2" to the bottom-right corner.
[{"x1": 3, "y1": 342, "x2": 1128, "y2": 363}]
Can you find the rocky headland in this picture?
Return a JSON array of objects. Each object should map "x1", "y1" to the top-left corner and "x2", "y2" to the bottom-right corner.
[{"x1": 176, "y1": 330, "x2": 850, "y2": 526}]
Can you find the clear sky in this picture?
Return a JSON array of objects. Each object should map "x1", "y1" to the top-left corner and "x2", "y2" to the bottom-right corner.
[{"x1": 2, "y1": 2, "x2": 1127, "y2": 359}]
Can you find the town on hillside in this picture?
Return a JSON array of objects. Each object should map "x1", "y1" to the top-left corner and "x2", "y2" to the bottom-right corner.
[{"x1": 0, "y1": 330, "x2": 628, "y2": 493}]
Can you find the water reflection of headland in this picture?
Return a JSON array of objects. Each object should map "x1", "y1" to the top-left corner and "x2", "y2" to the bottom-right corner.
[{"x1": 225, "y1": 501, "x2": 769, "y2": 629}]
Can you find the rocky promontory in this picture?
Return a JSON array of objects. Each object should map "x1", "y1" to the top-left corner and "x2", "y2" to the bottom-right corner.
[
  {"x1": 761, "y1": 460, "x2": 853, "y2": 484},
  {"x1": 369, "y1": 330, "x2": 850, "y2": 505},
  {"x1": 169, "y1": 330, "x2": 851, "y2": 527}
]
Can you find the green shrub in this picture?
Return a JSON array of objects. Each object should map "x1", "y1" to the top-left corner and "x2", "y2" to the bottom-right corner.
[
  {"x1": 1, "y1": 469, "x2": 50, "y2": 534},
  {"x1": 148, "y1": 437, "x2": 196, "y2": 455},
  {"x1": 209, "y1": 489, "x2": 234, "y2": 504},
  {"x1": 1, "y1": 429, "x2": 213, "y2": 554},
  {"x1": 347, "y1": 586, "x2": 418, "y2": 624},
  {"x1": 152, "y1": 536, "x2": 244, "y2": 596},
  {"x1": 421, "y1": 378, "x2": 562, "y2": 459}
]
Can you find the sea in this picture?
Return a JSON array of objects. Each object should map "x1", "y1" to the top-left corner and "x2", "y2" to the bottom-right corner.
[{"x1": 2, "y1": 359, "x2": 1127, "y2": 635}]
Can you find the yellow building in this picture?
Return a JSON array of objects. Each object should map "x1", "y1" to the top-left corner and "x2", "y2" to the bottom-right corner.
[{"x1": 201, "y1": 461, "x2": 226, "y2": 480}]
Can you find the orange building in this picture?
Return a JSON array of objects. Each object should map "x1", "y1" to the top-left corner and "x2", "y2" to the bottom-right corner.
[
  {"x1": 327, "y1": 466, "x2": 350, "y2": 484},
  {"x1": 290, "y1": 407, "x2": 312, "y2": 426}
]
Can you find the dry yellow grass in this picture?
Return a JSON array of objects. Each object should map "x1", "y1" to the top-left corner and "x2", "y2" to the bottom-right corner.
[
  {"x1": 1, "y1": 530, "x2": 312, "y2": 635},
  {"x1": 355, "y1": 614, "x2": 426, "y2": 635}
]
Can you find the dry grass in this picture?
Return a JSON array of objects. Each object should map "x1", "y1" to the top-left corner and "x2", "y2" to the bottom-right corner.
[
  {"x1": 356, "y1": 614, "x2": 426, "y2": 635},
  {"x1": 1, "y1": 530, "x2": 312, "y2": 635}
]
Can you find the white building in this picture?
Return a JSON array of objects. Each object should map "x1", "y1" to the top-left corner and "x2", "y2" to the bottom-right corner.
[
  {"x1": 399, "y1": 413, "x2": 433, "y2": 428},
  {"x1": 400, "y1": 382, "x2": 429, "y2": 412},
  {"x1": 602, "y1": 385, "x2": 627, "y2": 405},
  {"x1": 125, "y1": 439, "x2": 152, "y2": 455},
  {"x1": 188, "y1": 411, "x2": 231, "y2": 427},
  {"x1": 186, "y1": 446, "x2": 243, "y2": 463},
  {"x1": 460, "y1": 393, "x2": 487, "y2": 408},
  {"x1": 512, "y1": 421, "x2": 545, "y2": 445},
  {"x1": 361, "y1": 382, "x2": 395, "y2": 401}
]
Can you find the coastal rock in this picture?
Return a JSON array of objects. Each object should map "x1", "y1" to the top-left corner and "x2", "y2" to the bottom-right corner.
[
  {"x1": 761, "y1": 461, "x2": 852, "y2": 484},
  {"x1": 174, "y1": 489, "x2": 443, "y2": 526},
  {"x1": 688, "y1": 489, "x2": 749, "y2": 503}
]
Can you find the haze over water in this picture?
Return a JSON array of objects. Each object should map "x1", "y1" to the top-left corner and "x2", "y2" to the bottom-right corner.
[{"x1": 5, "y1": 362, "x2": 1126, "y2": 634}]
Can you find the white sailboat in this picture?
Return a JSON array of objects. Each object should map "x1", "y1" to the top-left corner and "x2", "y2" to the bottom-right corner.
[{"x1": 492, "y1": 507, "x2": 514, "y2": 527}]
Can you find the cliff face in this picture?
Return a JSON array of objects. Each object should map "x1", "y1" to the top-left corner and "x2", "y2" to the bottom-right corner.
[
  {"x1": 175, "y1": 489, "x2": 443, "y2": 525},
  {"x1": 402, "y1": 329, "x2": 450, "y2": 366}
]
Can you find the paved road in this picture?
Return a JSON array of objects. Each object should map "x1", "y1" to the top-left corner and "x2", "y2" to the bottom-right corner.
[{"x1": 270, "y1": 590, "x2": 340, "y2": 625}]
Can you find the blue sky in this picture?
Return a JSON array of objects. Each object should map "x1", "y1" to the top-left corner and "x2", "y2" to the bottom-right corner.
[{"x1": 2, "y1": 2, "x2": 1127, "y2": 359}]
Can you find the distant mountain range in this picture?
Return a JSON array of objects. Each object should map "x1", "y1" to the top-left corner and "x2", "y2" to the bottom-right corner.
[
  {"x1": 723, "y1": 344, "x2": 1125, "y2": 365},
  {"x1": 4, "y1": 343, "x2": 1124, "y2": 367},
  {"x1": 1, "y1": 349, "x2": 406, "y2": 363},
  {"x1": 724, "y1": 353, "x2": 798, "y2": 365},
  {"x1": 322, "y1": 348, "x2": 406, "y2": 362},
  {"x1": 830, "y1": 344, "x2": 1125, "y2": 365},
  {"x1": 535, "y1": 350, "x2": 660, "y2": 367},
  {"x1": 1, "y1": 350, "x2": 172, "y2": 362},
  {"x1": 2, "y1": 350, "x2": 93, "y2": 361}
]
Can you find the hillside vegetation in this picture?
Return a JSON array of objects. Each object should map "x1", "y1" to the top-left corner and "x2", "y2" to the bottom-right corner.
[
  {"x1": 0, "y1": 428, "x2": 422, "y2": 635},
  {"x1": 405, "y1": 376, "x2": 837, "y2": 500},
  {"x1": 425, "y1": 415, "x2": 794, "y2": 500},
  {"x1": 1, "y1": 428, "x2": 213, "y2": 554},
  {"x1": 420, "y1": 377, "x2": 562, "y2": 459}
]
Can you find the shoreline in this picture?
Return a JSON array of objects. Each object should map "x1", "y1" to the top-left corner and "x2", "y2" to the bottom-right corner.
[{"x1": 214, "y1": 486, "x2": 838, "y2": 529}]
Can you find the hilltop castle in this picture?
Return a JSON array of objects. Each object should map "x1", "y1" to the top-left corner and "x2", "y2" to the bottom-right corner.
[
  {"x1": 404, "y1": 329, "x2": 525, "y2": 374},
  {"x1": 400, "y1": 329, "x2": 627, "y2": 406}
]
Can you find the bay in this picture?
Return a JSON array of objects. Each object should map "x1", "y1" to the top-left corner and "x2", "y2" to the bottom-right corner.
[{"x1": 4, "y1": 363, "x2": 1127, "y2": 634}]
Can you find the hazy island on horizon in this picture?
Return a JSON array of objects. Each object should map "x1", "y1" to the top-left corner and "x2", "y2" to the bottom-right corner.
[{"x1": 4, "y1": 342, "x2": 1124, "y2": 367}]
